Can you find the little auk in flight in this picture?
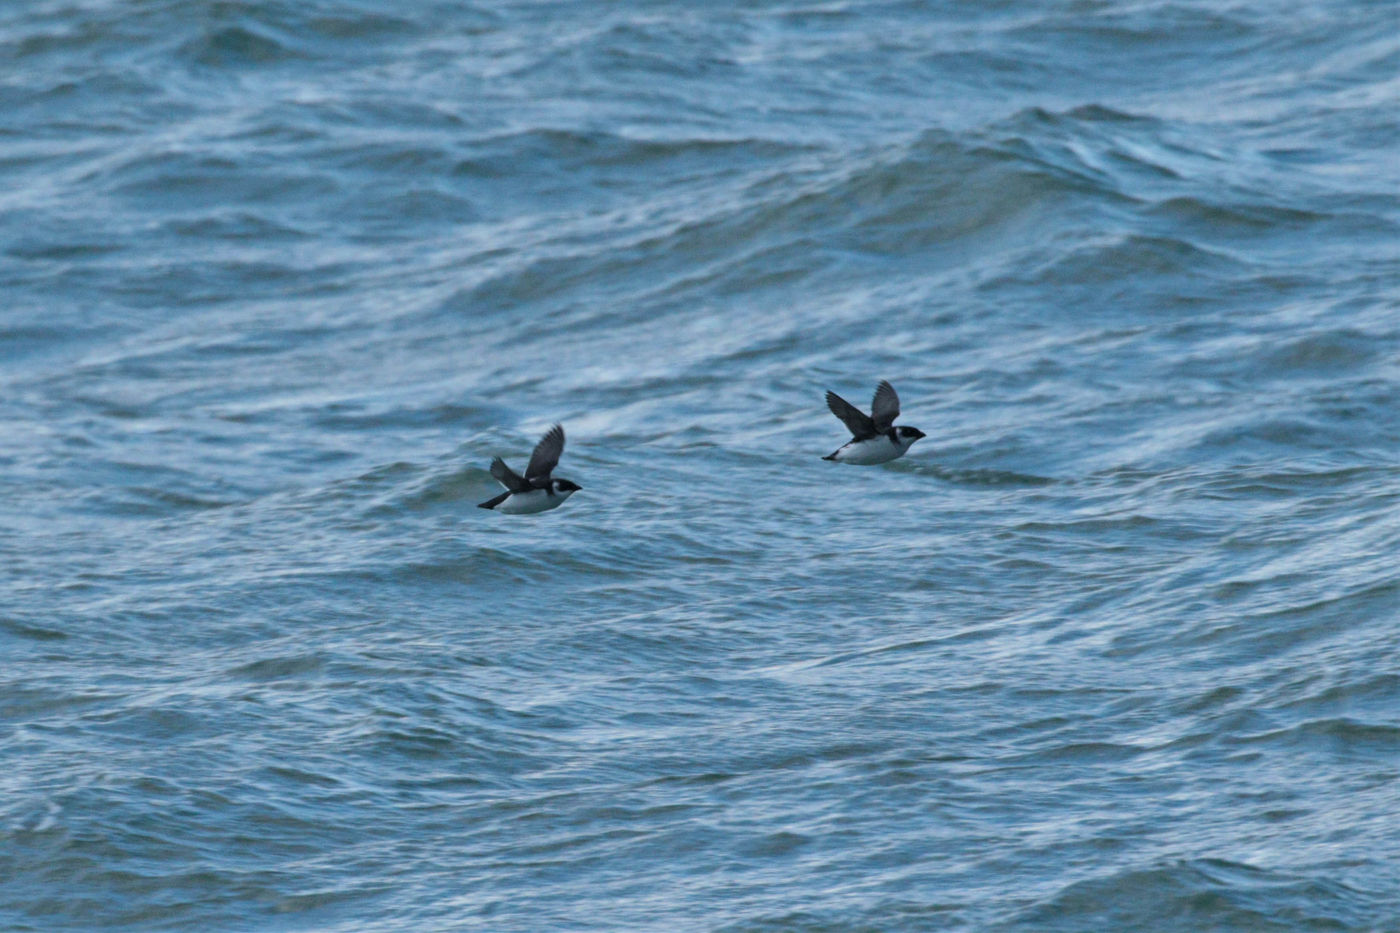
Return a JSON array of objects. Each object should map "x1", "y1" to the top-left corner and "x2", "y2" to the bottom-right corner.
[
  {"x1": 478, "y1": 423, "x2": 582, "y2": 514},
  {"x1": 822, "y1": 380, "x2": 926, "y2": 464}
]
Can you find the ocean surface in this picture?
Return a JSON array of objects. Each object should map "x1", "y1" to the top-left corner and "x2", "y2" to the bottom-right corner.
[{"x1": 2, "y1": 1, "x2": 1398, "y2": 930}]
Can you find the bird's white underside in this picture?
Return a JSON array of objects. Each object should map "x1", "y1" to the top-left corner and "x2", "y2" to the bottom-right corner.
[
  {"x1": 831, "y1": 435, "x2": 913, "y2": 465},
  {"x1": 496, "y1": 487, "x2": 576, "y2": 514}
]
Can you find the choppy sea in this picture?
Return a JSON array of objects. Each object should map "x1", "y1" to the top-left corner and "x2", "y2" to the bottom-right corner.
[{"x1": 2, "y1": 1, "x2": 1398, "y2": 930}]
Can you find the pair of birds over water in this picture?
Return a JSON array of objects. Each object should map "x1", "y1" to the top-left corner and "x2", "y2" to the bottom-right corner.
[{"x1": 479, "y1": 380, "x2": 926, "y2": 514}]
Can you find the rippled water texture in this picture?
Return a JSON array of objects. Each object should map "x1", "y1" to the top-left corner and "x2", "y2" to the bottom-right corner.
[{"x1": 2, "y1": 1, "x2": 1398, "y2": 930}]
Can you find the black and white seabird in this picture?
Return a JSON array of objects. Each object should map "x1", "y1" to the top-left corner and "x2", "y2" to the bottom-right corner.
[
  {"x1": 478, "y1": 423, "x2": 581, "y2": 514},
  {"x1": 822, "y1": 380, "x2": 926, "y2": 464}
]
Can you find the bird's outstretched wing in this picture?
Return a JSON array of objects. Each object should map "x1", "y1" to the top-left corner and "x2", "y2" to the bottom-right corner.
[
  {"x1": 870, "y1": 380, "x2": 900, "y2": 432},
  {"x1": 525, "y1": 424, "x2": 565, "y2": 485},
  {"x1": 490, "y1": 457, "x2": 530, "y2": 493},
  {"x1": 826, "y1": 390, "x2": 877, "y2": 440}
]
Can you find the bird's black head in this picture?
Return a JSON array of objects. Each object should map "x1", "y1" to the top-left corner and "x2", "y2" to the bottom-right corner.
[
  {"x1": 898, "y1": 425, "x2": 926, "y2": 441},
  {"x1": 555, "y1": 478, "x2": 582, "y2": 493}
]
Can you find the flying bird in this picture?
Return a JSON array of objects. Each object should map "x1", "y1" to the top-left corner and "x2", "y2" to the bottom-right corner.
[
  {"x1": 478, "y1": 424, "x2": 582, "y2": 514},
  {"x1": 822, "y1": 380, "x2": 926, "y2": 464}
]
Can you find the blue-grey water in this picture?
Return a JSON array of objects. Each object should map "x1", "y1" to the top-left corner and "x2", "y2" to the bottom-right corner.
[{"x1": 3, "y1": 1, "x2": 1398, "y2": 930}]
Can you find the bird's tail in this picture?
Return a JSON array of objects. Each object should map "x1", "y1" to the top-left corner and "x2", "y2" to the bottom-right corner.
[
  {"x1": 478, "y1": 491, "x2": 510, "y2": 510},
  {"x1": 822, "y1": 451, "x2": 839, "y2": 461}
]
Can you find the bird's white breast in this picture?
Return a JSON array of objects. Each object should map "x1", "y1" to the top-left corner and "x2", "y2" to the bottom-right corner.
[
  {"x1": 832, "y1": 435, "x2": 906, "y2": 464},
  {"x1": 497, "y1": 488, "x2": 574, "y2": 514}
]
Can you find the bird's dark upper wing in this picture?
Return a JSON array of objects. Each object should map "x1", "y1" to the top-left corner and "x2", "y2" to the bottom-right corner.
[
  {"x1": 490, "y1": 457, "x2": 530, "y2": 493},
  {"x1": 524, "y1": 423, "x2": 565, "y2": 484},
  {"x1": 870, "y1": 380, "x2": 900, "y2": 432},
  {"x1": 826, "y1": 390, "x2": 877, "y2": 440}
]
